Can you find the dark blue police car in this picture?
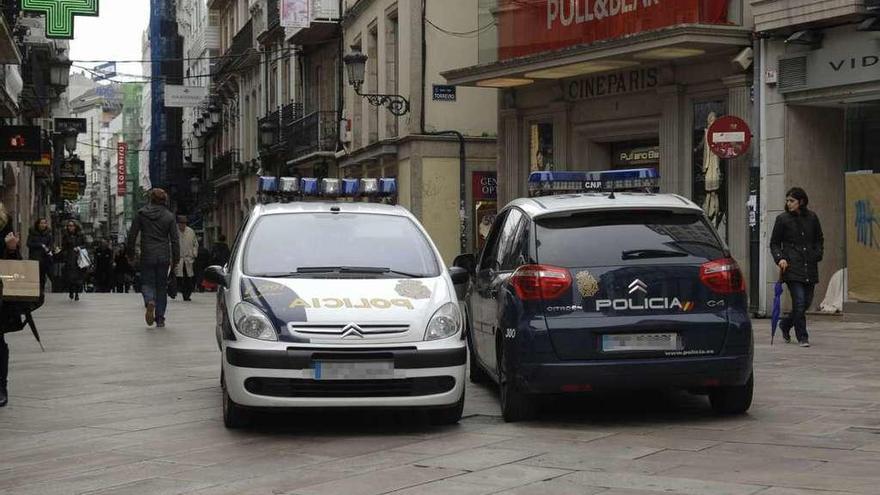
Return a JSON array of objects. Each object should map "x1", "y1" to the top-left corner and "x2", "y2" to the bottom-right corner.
[{"x1": 454, "y1": 170, "x2": 753, "y2": 422}]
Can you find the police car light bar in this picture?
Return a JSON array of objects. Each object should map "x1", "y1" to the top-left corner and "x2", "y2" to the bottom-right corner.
[
  {"x1": 257, "y1": 176, "x2": 398, "y2": 202},
  {"x1": 528, "y1": 168, "x2": 659, "y2": 197}
]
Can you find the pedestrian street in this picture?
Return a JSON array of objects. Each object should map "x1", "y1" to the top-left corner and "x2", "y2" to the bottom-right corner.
[{"x1": 2, "y1": 293, "x2": 880, "y2": 494}]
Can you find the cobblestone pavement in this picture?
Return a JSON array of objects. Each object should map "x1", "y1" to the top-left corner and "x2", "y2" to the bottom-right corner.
[{"x1": 2, "y1": 293, "x2": 880, "y2": 494}]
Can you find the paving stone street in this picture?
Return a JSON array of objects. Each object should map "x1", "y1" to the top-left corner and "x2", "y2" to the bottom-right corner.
[{"x1": 2, "y1": 293, "x2": 880, "y2": 494}]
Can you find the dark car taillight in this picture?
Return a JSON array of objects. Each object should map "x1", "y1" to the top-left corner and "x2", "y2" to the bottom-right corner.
[
  {"x1": 700, "y1": 258, "x2": 745, "y2": 294},
  {"x1": 510, "y1": 264, "x2": 572, "y2": 301}
]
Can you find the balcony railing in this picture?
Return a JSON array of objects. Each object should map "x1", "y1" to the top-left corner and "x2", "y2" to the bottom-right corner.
[
  {"x1": 212, "y1": 19, "x2": 254, "y2": 77},
  {"x1": 210, "y1": 151, "x2": 236, "y2": 181},
  {"x1": 286, "y1": 110, "x2": 338, "y2": 161},
  {"x1": 258, "y1": 102, "x2": 304, "y2": 155}
]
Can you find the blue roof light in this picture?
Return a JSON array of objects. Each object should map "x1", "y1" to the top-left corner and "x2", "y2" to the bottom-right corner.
[
  {"x1": 341, "y1": 178, "x2": 359, "y2": 196},
  {"x1": 528, "y1": 168, "x2": 659, "y2": 197}
]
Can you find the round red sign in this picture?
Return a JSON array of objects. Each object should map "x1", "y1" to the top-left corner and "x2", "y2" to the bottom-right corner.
[{"x1": 707, "y1": 115, "x2": 752, "y2": 159}]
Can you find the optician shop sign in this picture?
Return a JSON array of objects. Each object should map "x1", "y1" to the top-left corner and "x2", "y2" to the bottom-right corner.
[{"x1": 497, "y1": 0, "x2": 729, "y2": 60}]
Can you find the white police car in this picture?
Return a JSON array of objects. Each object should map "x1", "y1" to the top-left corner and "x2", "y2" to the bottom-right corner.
[{"x1": 204, "y1": 177, "x2": 468, "y2": 428}]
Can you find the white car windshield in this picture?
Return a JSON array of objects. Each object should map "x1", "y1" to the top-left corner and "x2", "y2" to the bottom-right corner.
[{"x1": 243, "y1": 212, "x2": 441, "y2": 278}]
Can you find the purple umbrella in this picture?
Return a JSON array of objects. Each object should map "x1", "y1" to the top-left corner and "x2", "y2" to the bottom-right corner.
[{"x1": 770, "y1": 278, "x2": 784, "y2": 345}]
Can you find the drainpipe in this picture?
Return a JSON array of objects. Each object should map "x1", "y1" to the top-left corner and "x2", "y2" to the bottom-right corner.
[{"x1": 421, "y1": 0, "x2": 468, "y2": 255}]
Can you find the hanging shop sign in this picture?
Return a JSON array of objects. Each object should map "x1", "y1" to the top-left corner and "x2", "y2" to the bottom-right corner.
[
  {"x1": 497, "y1": 0, "x2": 729, "y2": 60},
  {"x1": 117, "y1": 143, "x2": 127, "y2": 196},
  {"x1": 91, "y1": 61, "x2": 116, "y2": 81},
  {"x1": 281, "y1": 0, "x2": 310, "y2": 28},
  {"x1": 25, "y1": 153, "x2": 52, "y2": 168},
  {"x1": 54, "y1": 117, "x2": 87, "y2": 134},
  {"x1": 707, "y1": 115, "x2": 752, "y2": 159},
  {"x1": 21, "y1": 0, "x2": 100, "y2": 40},
  {"x1": 164, "y1": 85, "x2": 208, "y2": 108},
  {"x1": 0, "y1": 126, "x2": 41, "y2": 161}
]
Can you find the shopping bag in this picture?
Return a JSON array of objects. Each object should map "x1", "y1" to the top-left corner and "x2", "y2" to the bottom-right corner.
[
  {"x1": 167, "y1": 270, "x2": 178, "y2": 299},
  {"x1": 0, "y1": 260, "x2": 41, "y2": 302},
  {"x1": 77, "y1": 248, "x2": 92, "y2": 269}
]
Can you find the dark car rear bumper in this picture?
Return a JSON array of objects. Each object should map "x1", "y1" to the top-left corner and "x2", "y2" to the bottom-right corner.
[{"x1": 516, "y1": 354, "x2": 752, "y2": 394}]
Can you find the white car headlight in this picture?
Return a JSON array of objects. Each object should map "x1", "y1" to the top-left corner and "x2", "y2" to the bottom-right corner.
[
  {"x1": 233, "y1": 302, "x2": 278, "y2": 341},
  {"x1": 425, "y1": 302, "x2": 462, "y2": 341}
]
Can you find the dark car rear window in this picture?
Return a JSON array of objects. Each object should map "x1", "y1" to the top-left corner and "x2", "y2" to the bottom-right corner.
[{"x1": 535, "y1": 210, "x2": 726, "y2": 267}]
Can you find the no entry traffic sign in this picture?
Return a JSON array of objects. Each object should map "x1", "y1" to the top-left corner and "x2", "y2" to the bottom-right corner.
[{"x1": 708, "y1": 115, "x2": 752, "y2": 159}]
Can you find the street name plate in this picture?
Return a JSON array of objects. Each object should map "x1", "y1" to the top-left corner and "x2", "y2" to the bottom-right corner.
[
  {"x1": 313, "y1": 360, "x2": 394, "y2": 380},
  {"x1": 602, "y1": 333, "x2": 680, "y2": 352}
]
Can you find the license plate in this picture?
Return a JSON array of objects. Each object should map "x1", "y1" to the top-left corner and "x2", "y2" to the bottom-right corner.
[
  {"x1": 313, "y1": 360, "x2": 395, "y2": 380},
  {"x1": 602, "y1": 333, "x2": 680, "y2": 352}
]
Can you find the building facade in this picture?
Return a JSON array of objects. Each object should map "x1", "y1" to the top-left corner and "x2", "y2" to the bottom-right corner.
[
  {"x1": 445, "y1": 1, "x2": 757, "y2": 293},
  {"x1": 341, "y1": 0, "x2": 498, "y2": 263},
  {"x1": 754, "y1": 0, "x2": 880, "y2": 312}
]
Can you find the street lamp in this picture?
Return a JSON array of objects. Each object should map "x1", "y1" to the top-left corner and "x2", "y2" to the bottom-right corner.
[
  {"x1": 209, "y1": 104, "x2": 221, "y2": 125},
  {"x1": 259, "y1": 120, "x2": 278, "y2": 150},
  {"x1": 343, "y1": 47, "x2": 410, "y2": 116},
  {"x1": 50, "y1": 51, "x2": 71, "y2": 87}
]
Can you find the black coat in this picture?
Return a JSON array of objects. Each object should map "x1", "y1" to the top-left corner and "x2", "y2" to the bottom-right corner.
[
  {"x1": 26, "y1": 228, "x2": 53, "y2": 266},
  {"x1": 770, "y1": 209, "x2": 824, "y2": 284},
  {"x1": 126, "y1": 205, "x2": 180, "y2": 265},
  {"x1": 61, "y1": 232, "x2": 86, "y2": 286}
]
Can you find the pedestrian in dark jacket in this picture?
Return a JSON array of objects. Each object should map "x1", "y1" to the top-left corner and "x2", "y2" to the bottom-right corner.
[
  {"x1": 114, "y1": 244, "x2": 133, "y2": 293},
  {"x1": 211, "y1": 234, "x2": 230, "y2": 267},
  {"x1": 770, "y1": 187, "x2": 824, "y2": 347},
  {"x1": 93, "y1": 239, "x2": 114, "y2": 292},
  {"x1": 126, "y1": 188, "x2": 180, "y2": 328},
  {"x1": 61, "y1": 220, "x2": 86, "y2": 301},
  {"x1": 26, "y1": 218, "x2": 53, "y2": 293},
  {"x1": 0, "y1": 203, "x2": 20, "y2": 407}
]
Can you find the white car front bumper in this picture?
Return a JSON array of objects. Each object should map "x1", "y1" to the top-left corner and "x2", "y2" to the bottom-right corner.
[{"x1": 222, "y1": 341, "x2": 466, "y2": 409}]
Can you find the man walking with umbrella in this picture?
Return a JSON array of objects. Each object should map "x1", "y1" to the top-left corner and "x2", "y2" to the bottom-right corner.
[{"x1": 770, "y1": 187, "x2": 824, "y2": 347}]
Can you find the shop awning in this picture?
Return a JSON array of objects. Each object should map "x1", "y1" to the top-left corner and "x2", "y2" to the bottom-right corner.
[{"x1": 443, "y1": 25, "x2": 751, "y2": 88}]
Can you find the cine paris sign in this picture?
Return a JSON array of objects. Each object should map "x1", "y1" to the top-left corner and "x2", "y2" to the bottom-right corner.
[{"x1": 20, "y1": 0, "x2": 100, "y2": 39}]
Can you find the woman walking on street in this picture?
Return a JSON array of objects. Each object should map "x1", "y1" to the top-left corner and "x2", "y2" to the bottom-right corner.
[
  {"x1": 61, "y1": 220, "x2": 86, "y2": 301},
  {"x1": 0, "y1": 203, "x2": 21, "y2": 407},
  {"x1": 27, "y1": 218, "x2": 53, "y2": 293},
  {"x1": 770, "y1": 187, "x2": 824, "y2": 347}
]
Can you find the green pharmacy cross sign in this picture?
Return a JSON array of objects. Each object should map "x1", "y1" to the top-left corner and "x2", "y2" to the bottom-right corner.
[{"x1": 20, "y1": 0, "x2": 99, "y2": 39}]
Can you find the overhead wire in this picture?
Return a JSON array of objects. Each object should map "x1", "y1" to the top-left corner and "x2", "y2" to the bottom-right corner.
[
  {"x1": 425, "y1": 18, "x2": 496, "y2": 38},
  {"x1": 72, "y1": 51, "x2": 292, "y2": 84}
]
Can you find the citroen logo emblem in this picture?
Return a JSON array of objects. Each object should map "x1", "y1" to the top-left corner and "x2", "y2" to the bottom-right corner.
[
  {"x1": 628, "y1": 279, "x2": 648, "y2": 294},
  {"x1": 340, "y1": 323, "x2": 365, "y2": 339}
]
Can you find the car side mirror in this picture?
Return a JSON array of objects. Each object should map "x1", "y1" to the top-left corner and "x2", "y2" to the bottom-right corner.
[
  {"x1": 452, "y1": 253, "x2": 476, "y2": 275},
  {"x1": 448, "y1": 266, "x2": 470, "y2": 301},
  {"x1": 448, "y1": 266, "x2": 470, "y2": 286},
  {"x1": 203, "y1": 265, "x2": 228, "y2": 288}
]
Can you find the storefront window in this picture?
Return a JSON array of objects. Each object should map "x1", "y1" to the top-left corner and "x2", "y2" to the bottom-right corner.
[
  {"x1": 846, "y1": 104, "x2": 880, "y2": 173},
  {"x1": 529, "y1": 123, "x2": 554, "y2": 172},
  {"x1": 844, "y1": 103, "x2": 880, "y2": 303},
  {"x1": 692, "y1": 100, "x2": 728, "y2": 242},
  {"x1": 611, "y1": 140, "x2": 660, "y2": 170}
]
